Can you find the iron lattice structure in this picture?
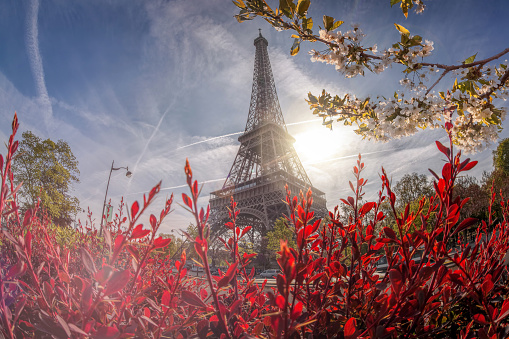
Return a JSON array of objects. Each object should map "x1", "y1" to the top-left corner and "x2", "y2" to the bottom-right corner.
[{"x1": 209, "y1": 32, "x2": 327, "y2": 238}]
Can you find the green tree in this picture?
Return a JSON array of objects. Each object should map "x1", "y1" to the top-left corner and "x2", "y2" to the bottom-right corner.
[
  {"x1": 233, "y1": 0, "x2": 509, "y2": 151},
  {"x1": 481, "y1": 138, "x2": 509, "y2": 220},
  {"x1": 381, "y1": 173, "x2": 434, "y2": 233},
  {"x1": 266, "y1": 218, "x2": 296, "y2": 259},
  {"x1": 493, "y1": 138, "x2": 509, "y2": 176},
  {"x1": 393, "y1": 173, "x2": 433, "y2": 210},
  {"x1": 12, "y1": 131, "x2": 80, "y2": 226}
]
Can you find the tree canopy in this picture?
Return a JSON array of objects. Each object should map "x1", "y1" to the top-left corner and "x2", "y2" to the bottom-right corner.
[
  {"x1": 233, "y1": 0, "x2": 509, "y2": 152},
  {"x1": 493, "y1": 138, "x2": 509, "y2": 176},
  {"x1": 12, "y1": 131, "x2": 80, "y2": 226},
  {"x1": 266, "y1": 218, "x2": 296, "y2": 257},
  {"x1": 393, "y1": 172, "x2": 433, "y2": 209}
]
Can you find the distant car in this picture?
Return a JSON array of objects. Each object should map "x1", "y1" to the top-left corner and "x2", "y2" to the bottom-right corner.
[
  {"x1": 375, "y1": 255, "x2": 389, "y2": 272},
  {"x1": 209, "y1": 267, "x2": 220, "y2": 276},
  {"x1": 259, "y1": 269, "x2": 280, "y2": 279},
  {"x1": 190, "y1": 266, "x2": 204, "y2": 272}
]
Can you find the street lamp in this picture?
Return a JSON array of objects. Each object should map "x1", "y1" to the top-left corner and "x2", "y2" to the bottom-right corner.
[{"x1": 100, "y1": 160, "x2": 132, "y2": 236}]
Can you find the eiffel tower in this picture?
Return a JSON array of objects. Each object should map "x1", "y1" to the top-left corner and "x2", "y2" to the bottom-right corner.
[{"x1": 209, "y1": 31, "x2": 327, "y2": 238}]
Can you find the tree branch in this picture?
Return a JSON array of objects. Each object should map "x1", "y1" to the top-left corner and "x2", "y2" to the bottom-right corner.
[{"x1": 480, "y1": 67, "x2": 509, "y2": 99}]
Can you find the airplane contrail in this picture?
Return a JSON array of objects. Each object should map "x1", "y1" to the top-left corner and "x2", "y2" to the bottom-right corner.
[
  {"x1": 286, "y1": 118, "x2": 321, "y2": 126},
  {"x1": 303, "y1": 148, "x2": 398, "y2": 165},
  {"x1": 25, "y1": 0, "x2": 53, "y2": 126},
  {"x1": 176, "y1": 131, "x2": 243, "y2": 150},
  {"x1": 174, "y1": 118, "x2": 320, "y2": 151},
  {"x1": 124, "y1": 177, "x2": 226, "y2": 197},
  {"x1": 126, "y1": 95, "x2": 179, "y2": 191}
]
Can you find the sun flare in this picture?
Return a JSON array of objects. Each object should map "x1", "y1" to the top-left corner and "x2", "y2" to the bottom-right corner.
[{"x1": 293, "y1": 127, "x2": 346, "y2": 164}]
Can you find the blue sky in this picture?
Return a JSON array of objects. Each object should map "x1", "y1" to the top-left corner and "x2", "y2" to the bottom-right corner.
[{"x1": 0, "y1": 0, "x2": 508, "y2": 232}]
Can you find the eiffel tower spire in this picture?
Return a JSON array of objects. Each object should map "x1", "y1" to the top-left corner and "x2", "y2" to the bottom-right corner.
[
  {"x1": 244, "y1": 30, "x2": 286, "y2": 132},
  {"x1": 209, "y1": 32, "x2": 327, "y2": 238}
]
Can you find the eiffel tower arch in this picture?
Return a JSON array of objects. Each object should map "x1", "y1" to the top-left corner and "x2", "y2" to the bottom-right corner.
[{"x1": 209, "y1": 31, "x2": 327, "y2": 239}]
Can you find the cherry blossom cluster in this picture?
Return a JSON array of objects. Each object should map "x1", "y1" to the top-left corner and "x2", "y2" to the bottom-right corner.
[
  {"x1": 308, "y1": 27, "x2": 508, "y2": 152},
  {"x1": 310, "y1": 28, "x2": 433, "y2": 79}
]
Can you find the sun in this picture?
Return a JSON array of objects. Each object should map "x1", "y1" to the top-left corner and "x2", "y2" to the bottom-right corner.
[{"x1": 293, "y1": 127, "x2": 345, "y2": 164}]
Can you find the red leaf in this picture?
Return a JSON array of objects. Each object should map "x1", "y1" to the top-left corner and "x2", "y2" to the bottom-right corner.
[
  {"x1": 344, "y1": 317, "x2": 357, "y2": 339},
  {"x1": 217, "y1": 276, "x2": 230, "y2": 289},
  {"x1": 218, "y1": 261, "x2": 238, "y2": 289},
  {"x1": 131, "y1": 224, "x2": 150, "y2": 239},
  {"x1": 81, "y1": 284, "x2": 93, "y2": 313},
  {"x1": 112, "y1": 234, "x2": 125, "y2": 260},
  {"x1": 181, "y1": 290, "x2": 207, "y2": 308},
  {"x1": 360, "y1": 202, "x2": 375, "y2": 215},
  {"x1": 149, "y1": 214, "x2": 157, "y2": 230},
  {"x1": 153, "y1": 236, "x2": 171, "y2": 249},
  {"x1": 442, "y1": 163, "x2": 452, "y2": 182},
  {"x1": 25, "y1": 230, "x2": 32, "y2": 258},
  {"x1": 68, "y1": 323, "x2": 88, "y2": 336},
  {"x1": 93, "y1": 325, "x2": 120, "y2": 339},
  {"x1": 291, "y1": 302, "x2": 303, "y2": 320},
  {"x1": 182, "y1": 193, "x2": 193, "y2": 209},
  {"x1": 131, "y1": 201, "x2": 139, "y2": 218},
  {"x1": 192, "y1": 180, "x2": 198, "y2": 197},
  {"x1": 56, "y1": 314, "x2": 71, "y2": 338},
  {"x1": 389, "y1": 269, "x2": 403, "y2": 295},
  {"x1": 103, "y1": 270, "x2": 131, "y2": 296},
  {"x1": 6, "y1": 260, "x2": 26, "y2": 280},
  {"x1": 161, "y1": 290, "x2": 171, "y2": 307},
  {"x1": 240, "y1": 226, "x2": 252, "y2": 239},
  {"x1": 482, "y1": 278, "x2": 494, "y2": 296},
  {"x1": 383, "y1": 227, "x2": 397, "y2": 240},
  {"x1": 435, "y1": 141, "x2": 450, "y2": 158},
  {"x1": 148, "y1": 182, "x2": 161, "y2": 201},
  {"x1": 460, "y1": 160, "x2": 477, "y2": 172},
  {"x1": 126, "y1": 245, "x2": 139, "y2": 261},
  {"x1": 94, "y1": 265, "x2": 114, "y2": 284},
  {"x1": 473, "y1": 313, "x2": 488, "y2": 325},
  {"x1": 275, "y1": 295, "x2": 286, "y2": 310},
  {"x1": 452, "y1": 217, "x2": 478, "y2": 236},
  {"x1": 79, "y1": 247, "x2": 97, "y2": 274},
  {"x1": 22, "y1": 209, "x2": 32, "y2": 228},
  {"x1": 496, "y1": 299, "x2": 509, "y2": 322}
]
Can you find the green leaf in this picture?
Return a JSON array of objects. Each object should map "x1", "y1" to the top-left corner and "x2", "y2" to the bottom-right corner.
[
  {"x1": 296, "y1": 0, "x2": 310, "y2": 16},
  {"x1": 279, "y1": 0, "x2": 293, "y2": 18},
  {"x1": 401, "y1": 3, "x2": 408, "y2": 18},
  {"x1": 394, "y1": 23, "x2": 410, "y2": 36},
  {"x1": 323, "y1": 15, "x2": 334, "y2": 31},
  {"x1": 291, "y1": 38, "x2": 300, "y2": 56},
  {"x1": 232, "y1": 0, "x2": 245, "y2": 9},
  {"x1": 390, "y1": 0, "x2": 401, "y2": 6},
  {"x1": 302, "y1": 17, "x2": 313, "y2": 31},
  {"x1": 400, "y1": 0, "x2": 413, "y2": 18},
  {"x1": 464, "y1": 53, "x2": 477, "y2": 65},
  {"x1": 322, "y1": 119, "x2": 333, "y2": 130},
  {"x1": 331, "y1": 20, "x2": 344, "y2": 31}
]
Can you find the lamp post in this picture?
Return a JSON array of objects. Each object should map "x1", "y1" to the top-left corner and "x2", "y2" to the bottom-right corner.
[{"x1": 100, "y1": 160, "x2": 132, "y2": 236}]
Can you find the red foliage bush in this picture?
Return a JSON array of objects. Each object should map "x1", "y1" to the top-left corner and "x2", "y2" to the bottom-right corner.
[{"x1": 1, "y1": 114, "x2": 509, "y2": 338}]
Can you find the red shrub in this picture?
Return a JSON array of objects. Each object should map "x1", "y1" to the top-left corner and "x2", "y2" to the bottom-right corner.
[{"x1": 1, "y1": 114, "x2": 509, "y2": 338}]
